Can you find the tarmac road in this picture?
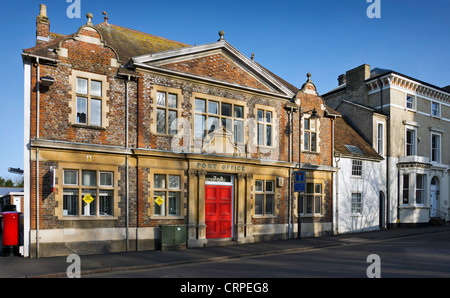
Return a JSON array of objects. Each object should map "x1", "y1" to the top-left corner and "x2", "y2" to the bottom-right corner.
[
  {"x1": 85, "y1": 229, "x2": 450, "y2": 278},
  {"x1": 1, "y1": 225, "x2": 449, "y2": 279}
]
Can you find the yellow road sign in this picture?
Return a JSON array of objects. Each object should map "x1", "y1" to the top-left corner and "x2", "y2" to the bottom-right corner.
[
  {"x1": 83, "y1": 194, "x2": 94, "y2": 204},
  {"x1": 155, "y1": 196, "x2": 164, "y2": 206}
]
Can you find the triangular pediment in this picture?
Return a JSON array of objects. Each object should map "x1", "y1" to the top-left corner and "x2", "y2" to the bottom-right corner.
[
  {"x1": 131, "y1": 41, "x2": 295, "y2": 97},
  {"x1": 202, "y1": 125, "x2": 242, "y2": 156}
]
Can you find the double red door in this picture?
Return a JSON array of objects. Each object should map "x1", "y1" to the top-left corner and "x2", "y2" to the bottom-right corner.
[{"x1": 205, "y1": 185, "x2": 232, "y2": 239}]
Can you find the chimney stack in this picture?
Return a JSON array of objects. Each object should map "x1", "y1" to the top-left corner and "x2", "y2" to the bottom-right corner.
[
  {"x1": 36, "y1": 4, "x2": 50, "y2": 45},
  {"x1": 338, "y1": 74, "x2": 346, "y2": 86}
]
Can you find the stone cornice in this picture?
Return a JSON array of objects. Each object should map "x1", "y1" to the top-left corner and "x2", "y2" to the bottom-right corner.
[{"x1": 367, "y1": 73, "x2": 450, "y2": 103}]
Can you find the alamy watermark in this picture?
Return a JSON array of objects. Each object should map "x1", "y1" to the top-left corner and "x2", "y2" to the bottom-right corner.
[
  {"x1": 366, "y1": 0, "x2": 381, "y2": 19},
  {"x1": 66, "y1": 254, "x2": 81, "y2": 278},
  {"x1": 366, "y1": 254, "x2": 381, "y2": 278},
  {"x1": 66, "y1": 0, "x2": 81, "y2": 19}
]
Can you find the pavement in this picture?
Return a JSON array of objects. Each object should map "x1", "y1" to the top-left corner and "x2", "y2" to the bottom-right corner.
[{"x1": 1, "y1": 225, "x2": 450, "y2": 278}]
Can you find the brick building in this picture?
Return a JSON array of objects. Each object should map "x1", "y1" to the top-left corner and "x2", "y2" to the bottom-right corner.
[{"x1": 22, "y1": 5, "x2": 337, "y2": 257}]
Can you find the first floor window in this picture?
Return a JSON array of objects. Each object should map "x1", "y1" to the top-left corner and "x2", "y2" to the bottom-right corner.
[
  {"x1": 75, "y1": 77, "x2": 103, "y2": 126},
  {"x1": 406, "y1": 128, "x2": 416, "y2": 156},
  {"x1": 431, "y1": 133, "x2": 441, "y2": 163},
  {"x1": 255, "y1": 180, "x2": 274, "y2": 215},
  {"x1": 76, "y1": 97, "x2": 87, "y2": 124},
  {"x1": 431, "y1": 102, "x2": 440, "y2": 117},
  {"x1": 406, "y1": 94, "x2": 415, "y2": 110},
  {"x1": 351, "y1": 192, "x2": 362, "y2": 214},
  {"x1": 156, "y1": 91, "x2": 178, "y2": 135},
  {"x1": 63, "y1": 170, "x2": 114, "y2": 217},
  {"x1": 257, "y1": 109, "x2": 273, "y2": 147},
  {"x1": 153, "y1": 174, "x2": 181, "y2": 216},
  {"x1": 377, "y1": 123, "x2": 384, "y2": 155},
  {"x1": 194, "y1": 98, "x2": 244, "y2": 143},
  {"x1": 299, "y1": 183, "x2": 322, "y2": 215},
  {"x1": 303, "y1": 117, "x2": 318, "y2": 152},
  {"x1": 352, "y1": 160, "x2": 362, "y2": 177}
]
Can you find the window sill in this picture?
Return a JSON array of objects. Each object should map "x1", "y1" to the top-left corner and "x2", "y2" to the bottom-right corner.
[
  {"x1": 253, "y1": 215, "x2": 277, "y2": 219},
  {"x1": 400, "y1": 205, "x2": 428, "y2": 209},
  {"x1": 71, "y1": 123, "x2": 106, "y2": 130},
  {"x1": 61, "y1": 216, "x2": 118, "y2": 220},
  {"x1": 150, "y1": 215, "x2": 184, "y2": 220},
  {"x1": 153, "y1": 132, "x2": 177, "y2": 137},
  {"x1": 299, "y1": 214, "x2": 324, "y2": 218},
  {"x1": 257, "y1": 145, "x2": 275, "y2": 150},
  {"x1": 303, "y1": 151, "x2": 320, "y2": 155}
]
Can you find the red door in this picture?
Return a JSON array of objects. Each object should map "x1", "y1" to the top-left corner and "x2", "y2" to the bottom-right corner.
[{"x1": 205, "y1": 185, "x2": 232, "y2": 239}]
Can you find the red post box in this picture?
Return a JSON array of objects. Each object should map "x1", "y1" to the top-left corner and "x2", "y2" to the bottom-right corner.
[{"x1": 2, "y1": 212, "x2": 20, "y2": 256}]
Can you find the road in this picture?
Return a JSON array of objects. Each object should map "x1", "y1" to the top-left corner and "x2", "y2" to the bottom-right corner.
[{"x1": 86, "y1": 230, "x2": 450, "y2": 278}]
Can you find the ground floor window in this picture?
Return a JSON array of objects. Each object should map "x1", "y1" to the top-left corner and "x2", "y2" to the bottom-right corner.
[
  {"x1": 416, "y1": 174, "x2": 426, "y2": 205},
  {"x1": 299, "y1": 182, "x2": 322, "y2": 215},
  {"x1": 351, "y1": 192, "x2": 362, "y2": 214},
  {"x1": 153, "y1": 174, "x2": 181, "y2": 216},
  {"x1": 62, "y1": 169, "x2": 114, "y2": 217},
  {"x1": 400, "y1": 170, "x2": 428, "y2": 206},
  {"x1": 254, "y1": 180, "x2": 274, "y2": 216}
]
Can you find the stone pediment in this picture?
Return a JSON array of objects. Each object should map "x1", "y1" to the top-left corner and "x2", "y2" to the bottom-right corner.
[
  {"x1": 202, "y1": 125, "x2": 242, "y2": 156},
  {"x1": 131, "y1": 40, "x2": 295, "y2": 97}
]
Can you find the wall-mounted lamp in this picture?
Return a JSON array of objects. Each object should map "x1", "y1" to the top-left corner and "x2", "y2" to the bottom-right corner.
[{"x1": 40, "y1": 76, "x2": 55, "y2": 87}]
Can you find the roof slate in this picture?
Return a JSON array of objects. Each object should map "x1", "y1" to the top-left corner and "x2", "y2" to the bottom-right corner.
[
  {"x1": 22, "y1": 21, "x2": 302, "y2": 97},
  {"x1": 334, "y1": 116, "x2": 383, "y2": 160},
  {"x1": 95, "y1": 23, "x2": 191, "y2": 63}
]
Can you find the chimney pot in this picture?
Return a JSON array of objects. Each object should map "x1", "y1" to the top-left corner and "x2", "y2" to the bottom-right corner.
[
  {"x1": 40, "y1": 4, "x2": 47, "y2": 17},
  {"x1": 338, "y1": 74, "x2": 346, "y2": 86}
]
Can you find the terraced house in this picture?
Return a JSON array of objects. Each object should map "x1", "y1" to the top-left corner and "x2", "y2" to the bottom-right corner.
[
  {"x1": 323, "y1": 64, "x2": 450, "y2": 228},
  {"x1": 22, "y1": 5, "x2": 339, "y2": 258}
]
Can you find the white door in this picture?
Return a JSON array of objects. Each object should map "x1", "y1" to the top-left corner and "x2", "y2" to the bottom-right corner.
[{"x1": 430, "y1": 184, "x2": 437, "y2": 217}]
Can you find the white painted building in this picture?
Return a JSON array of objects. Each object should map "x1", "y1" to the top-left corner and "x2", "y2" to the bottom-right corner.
[{"x1": 333, "y1": 116, "x2": 384, "y2": 234}]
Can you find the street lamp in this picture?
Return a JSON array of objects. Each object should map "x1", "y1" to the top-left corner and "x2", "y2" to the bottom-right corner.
[
  {"x1": 8, "y1": 167, "x2": 24, "y2": 175},
  {"x1": 297, "y1": 107, "x2": 320, "y2": 239}
]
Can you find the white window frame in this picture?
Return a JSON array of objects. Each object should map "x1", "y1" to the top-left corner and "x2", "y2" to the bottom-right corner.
[
  {"x1": 351, "y1": 192, "x2": 362, "y2": 215},
  {"x1": 376, "y1": 121, "x2": 384, "y2": 155},
  {"x1": 402, "y1": 174, "x2": 409, "y2": 205},
  {"x1": 405, "y1": 126, "x2": 417, "y2": 156},
  {"x1": 351, "y1": 160, "x2": 363, "y2": 177},
  {"x1": 406, "y1": 94, "x2": 416, "y2": 111},
  {"x1": 257, "y1": 109, "x2": 273, "y2": 147},
  {"x1": 431, "y1": 101, "x2": 441, "y2": 118},
  {"x1": 155, "y1": 91, "x2": 179, "y2": 135},
  {"x1": 415, "y1": 174, "x2": 426, "y2": 206},
  {"x1": 303, "y1": 116, "x2": 319, "y2": 153},
  {"x1": 431, "y1": 132, "x2": 441, "y2": 163}
]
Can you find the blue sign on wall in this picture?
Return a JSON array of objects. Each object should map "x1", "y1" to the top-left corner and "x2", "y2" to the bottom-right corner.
[{"x1": 293, "y1": 171, "x2": 306, "y2": 193}]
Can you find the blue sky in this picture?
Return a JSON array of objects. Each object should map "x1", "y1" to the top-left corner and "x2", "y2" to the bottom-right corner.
[{"x1": 0, "y1": 0, "x2": 449, "y2": 180}]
